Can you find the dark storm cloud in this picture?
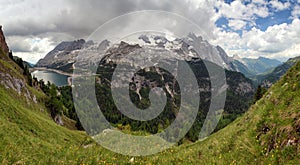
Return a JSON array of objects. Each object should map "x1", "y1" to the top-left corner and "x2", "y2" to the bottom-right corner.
[
  {"x1": 2, "y1": 0, "x2": 215, "y2": 40},
  {"x1": 2, "y1": 0, "x2": 138, "y2": 38},
  {"x1": 0, "y1": 0, "x2": 217, "y2": 63}
]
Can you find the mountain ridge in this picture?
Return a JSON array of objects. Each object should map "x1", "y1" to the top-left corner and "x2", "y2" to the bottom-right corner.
[
  {"x1": 36, "y1": 33, "x2": 238, "y2": 73},
  {"x1": 255, "y1": 55, "x2": 300, "y2": 88},
  {"x1": 232, "y1": 55, "x2": 282, "y2": 77},
  {"x1": 0, "y1": 26, "x2": 299, "y2": 164}
]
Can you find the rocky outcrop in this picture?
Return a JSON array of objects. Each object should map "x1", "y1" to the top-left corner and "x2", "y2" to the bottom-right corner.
[
  {"x1": 0, "y1": 65, "x2": 37, "y2": 104},
  {"x1": 0, "y1": 26, "x2": 37, "y2": 104},
  {"x1": 0, "y1": 25, "x2": 9, "y2": 55},
  {"x1": 36, "y1": 39, "x2": 86, "y2": 72}
]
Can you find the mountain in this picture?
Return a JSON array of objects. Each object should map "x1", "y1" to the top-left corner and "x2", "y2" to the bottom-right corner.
[
  {"x1": 13, "y1": 56, "x2": 35, "y2": 68},
  {"x1": 242, "y1": 57, "x2": 282, "y2": 74},
  {"x1": 231, "y1": 59, "x2": 254, "y2": 77},
  {"x1": 1, "y1": 26, "x2": 299, "y2": 164},
  {"x1": 36, "y1": 39, "x2": 87, "y2": 72},
  {"x1": 255, "y1": 56, "x2": 300, "y2": 88},
  {"x1": 37, "y1": 34, "x2": 256, "y2": 141},
  {"x1": 1, "y1": 46, "x2": 299, "y2": 164},
  {"x1": 232, "y1": 55, "x2": 282, "y2": 77},
  {"x1": 83, "y1": 42, "x2": 255, "y2": 142},
  {"x1": 37, "y1": 33, "x2": 238, "y2": 73}
]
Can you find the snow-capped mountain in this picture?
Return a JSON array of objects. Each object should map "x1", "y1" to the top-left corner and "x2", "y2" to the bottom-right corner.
[{"x1": 36, "y1": 33, "x2": 237, "y2": 73}]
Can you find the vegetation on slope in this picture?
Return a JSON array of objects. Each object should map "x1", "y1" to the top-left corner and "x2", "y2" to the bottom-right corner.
[
  {"x1": 91, "y1": 59, "x2": 254, "y2": 142},
  {"x1": 0, "y1": 46, "x2": 299, "y2": 164}
]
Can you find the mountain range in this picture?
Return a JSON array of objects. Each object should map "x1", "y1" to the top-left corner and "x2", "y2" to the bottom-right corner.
[
  {"x1": 232, "y1": 55, "x2": 282, "y2": 77},
  {"x1": 37, "y1": 33, "x2": 237, "y2": 72},
  {"x1": 255, "y1": 56, "x2": 300, "y2": 88},
  {"x1": 1, "y1": 26, "x2": 299, "y2": 164},
  {"x1": 36, "y1": 34, "x2": 283, "y2": 82}
]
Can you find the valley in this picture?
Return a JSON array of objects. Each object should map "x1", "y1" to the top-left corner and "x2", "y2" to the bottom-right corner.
[{"x1": 1, "y1": 6, "x2": 300, "y2": 163}]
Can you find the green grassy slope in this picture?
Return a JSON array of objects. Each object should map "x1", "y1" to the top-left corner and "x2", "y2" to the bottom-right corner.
[
  {"x1": 0, "y1": 44, "x2": 299, "y2": 164},
  {"x1": 139, "y1": 61, "x2": 299, "y2": 164}
]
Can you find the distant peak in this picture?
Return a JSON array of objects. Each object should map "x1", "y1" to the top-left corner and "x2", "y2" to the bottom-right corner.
[
  {"x1": 187, "y1": 32, "x2": 203, "y2": 41},
  {"x1": 258, "y1": 56, "x2": 267, "y2": 59},
  {"x1": 233, "y1": 54, "x2": 242, "y2": 60}
]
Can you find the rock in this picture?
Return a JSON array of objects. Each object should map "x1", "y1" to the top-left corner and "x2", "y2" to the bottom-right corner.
[
  {"x1": 0, "y1": 25, "x2": 9, "y2": 55},
  {"x1": 33, "y1": 95, "x2": 37, "y2": 103},
  {"x1": 54, "y1": 115, "x2": 64, "y2": 126},
  {"x1": 129, "y1": 157, "x2": 134, "y2": 163},
  {"x1": 37, "y1": 33, "x2": 241, "y2": 73},
  {"x1": 36, "y1": 39, "x2": 87, "y2": 71}
]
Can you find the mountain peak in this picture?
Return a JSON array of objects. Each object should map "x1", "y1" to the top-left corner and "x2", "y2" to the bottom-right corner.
[
  {"x1": 232, "y1": 55, "x2": 241, "y2": 60},
  {"x1": 187, "y1": 32, "x2": 203, "y2": 41},
  {"x1": 37, "y1": 33, "x2": 237, "y2": 72},
  {"x1": 0, "y1": 25, "x2": 9, "y2": 55}
]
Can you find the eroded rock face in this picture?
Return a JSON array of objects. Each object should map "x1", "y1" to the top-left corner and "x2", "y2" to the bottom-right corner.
[
  {"x1": 0, "y1": 26, "x2": 37, "y2": 104},
  {"x1": 36, "y1": 39, "x2": 87, "y2": 71},
  {"x1": 37, "y1": 33, "x2": 240, "y2": 73},
  {"x1": 0, "y1": 72, "x2": 36, "y2": 103},
  {"x1": 0, "y1": 26, "x2": 9, "y2": 55}
]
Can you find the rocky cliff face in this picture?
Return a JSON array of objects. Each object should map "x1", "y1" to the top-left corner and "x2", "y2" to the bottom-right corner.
[
  {"x1": 36, "y1": 39, "x2": 86, "y2": 72},
  {"x1": 37, "y1": 33, "x2": 239, "y2": 73},
  {"x1": 0, "y1": 25, "x2": 9, "y2": 55},
  {"x1": 0, "y1": 26, "x2": 37, "y2": 104}
]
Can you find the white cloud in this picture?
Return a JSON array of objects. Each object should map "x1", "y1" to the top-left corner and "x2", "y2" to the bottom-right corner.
[
  {"x1": 228, "y1": 19, "x2": 247, "y2": 30},
  {"x1": 270, "y1": 43, "x2": 300, "y2": 59},
  {"x1": 251, "y1": 0, "x2": 267, "y2": 5},
  {"x1": 1, "y1": 0, "x2": 300, "y2": 63},
  {"x1": 6, "y1": 36, "x2": 32, "y2": 52},
  {"x1": 211, "y1": 18, "x2": 300, "y2": 60},
  {"x1": 270, "y1": 0, "x2": 290, "y2": 11},
  {"x1": 214, "y1": 0, "x2": 269, "y2": 21},
  {"x1": 7, "y1": 36, "x2": 54, "y2": 64},
  {"x1": 292, "y1": 5, "x2": 300, "y2": 18}
]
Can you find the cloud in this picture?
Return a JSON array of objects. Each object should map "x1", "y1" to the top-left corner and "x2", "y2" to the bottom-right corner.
[
  {"x1": 270, "y1": 0, "x2": 291, "y2": 11},
  {"x1": 215, "y1": 0, "x2": 269, "y2": 21},
  {"x1": 211, "y1": 18, "x2": 300, "y2": 60},
  {"x1": 1, "y1": 0, "x2": 300, "y2": 63},
  {"x1": 292, "y1": 5, "x2": 300, "y2": 18},
  {"x1": 270, "y1": 43, "x2": 300, "y2": 59},
  {"x1": 228, "y1": 19, "x2": 247, "y2": 30},
  {"x1": 1, "y1": 0, "x2": 216, "y2": 38},
  {"x1": 6, "y1": 36, "x2": 54, "y2": 64},
  {"x1": 1, "y1": 0, "x2": 219, "y2": 63},
  {"x1": 6, "y1": 36, "x2": 32, "y2": 52}
]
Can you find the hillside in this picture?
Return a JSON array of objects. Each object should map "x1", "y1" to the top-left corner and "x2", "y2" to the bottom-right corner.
[
  {"x1": 135, "y1": 60, "x2": 299, "y2": 164},
  {"x1": 1, "y1": 42, "x2": 299, "y2": 164}
]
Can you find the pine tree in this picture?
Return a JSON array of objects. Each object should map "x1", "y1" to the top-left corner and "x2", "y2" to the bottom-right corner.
[{"x1": 254, "y1": 85, "x2": 267, "y2": 102}]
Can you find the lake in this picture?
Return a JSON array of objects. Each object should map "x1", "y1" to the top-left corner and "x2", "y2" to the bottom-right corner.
[{"x1": 31, "y1": 70, "x2": 70, "y2": 86}]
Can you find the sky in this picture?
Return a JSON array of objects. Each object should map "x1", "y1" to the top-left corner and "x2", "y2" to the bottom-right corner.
[{"x1": 1, "y1": 0, "x2": 300, "y2": 63}]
